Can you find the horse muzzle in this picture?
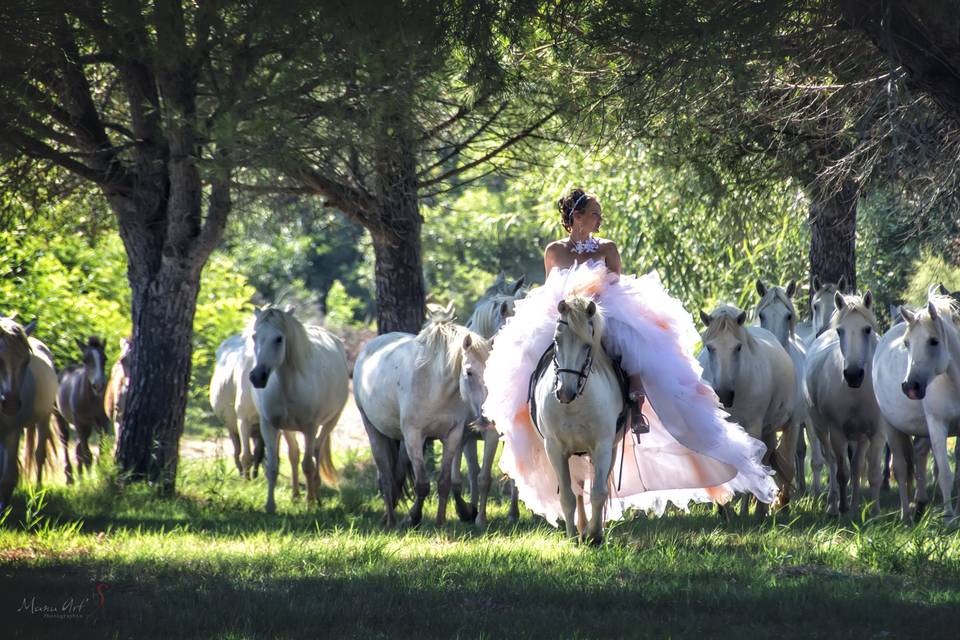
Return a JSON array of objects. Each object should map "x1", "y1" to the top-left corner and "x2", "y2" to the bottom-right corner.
[
  {"x1": 249, "y1": 366, "x2": 271, "y2": 389},
  {"x1": 555, "y1": 387, "x2": 577, "y2": 404},
  {"x1": 901, "y1": 379, "x2": 926, "y2": 400},
  {"x1": 716, "y1": 388, "x2": 735, "y2": 409},
  {"x1": 0, "y1": 393, "x2": 21, "y2": 416},
  {"x1": 843, "y1": 367, "x2": 865, "y2": 388}
]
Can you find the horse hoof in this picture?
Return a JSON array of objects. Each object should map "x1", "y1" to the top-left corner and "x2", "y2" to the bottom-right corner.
[{"x1": 454, "y1": 500, "x2": 477, "y2": 523}]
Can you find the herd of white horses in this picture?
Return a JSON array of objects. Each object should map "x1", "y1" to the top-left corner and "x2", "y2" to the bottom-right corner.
[{"x1": 1, "y1": 271, "x2": 958, "y2": 544}]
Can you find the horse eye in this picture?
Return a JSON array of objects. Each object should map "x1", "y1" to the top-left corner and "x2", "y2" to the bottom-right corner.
[
  {"x1": 274, "y1": 336, "x2": 283, "y2": 344},
  {"x1": 706, "y1": 345, "x2": 715, "y2": 353},
  {"x1": 735, "y1": 344, "x2": 742, "y2": 353},
  {"x1": 929, "y1": 337, "x2": 939, "y2": 347},
  {"x1": 759, "y1": 313, "x2": 765, "y2": 321},
  {"x1": 863, "y1": 327, "x2": 871, "y2": 335},
  {"x1": 786, "y1": 314, "x2": 792, "y2": 321}
]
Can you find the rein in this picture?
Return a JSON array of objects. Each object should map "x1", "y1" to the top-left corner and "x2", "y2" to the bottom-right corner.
[{"x1": 552, "y1": 319, "x2": 594, "y2": 399}]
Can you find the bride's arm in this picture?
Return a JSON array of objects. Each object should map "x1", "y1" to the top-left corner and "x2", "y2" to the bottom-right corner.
[
  {"x1": 543, "y1": 243, "x2": 560, "y2": 275},
  {"x1": 606, "y1": 243, "x2": 623, "y2": 275}
]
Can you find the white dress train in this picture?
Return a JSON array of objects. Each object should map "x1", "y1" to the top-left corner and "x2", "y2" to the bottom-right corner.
[{"x1": 482, "y1": 259, "x2": 778, "y2": 526}]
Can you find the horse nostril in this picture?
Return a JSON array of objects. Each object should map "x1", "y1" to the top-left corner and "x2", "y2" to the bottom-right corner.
[
  {"x1": 901, "y1": 380, "x2": 925, "y2": 400},
  {"x1": 717, "y1": 390, "x2": 735, "y2": 408}
]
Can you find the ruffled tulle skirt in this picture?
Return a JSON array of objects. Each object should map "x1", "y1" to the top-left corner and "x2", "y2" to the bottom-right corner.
[{"x1": 482, "y1": 260, "x2": 778, "y2": 526}]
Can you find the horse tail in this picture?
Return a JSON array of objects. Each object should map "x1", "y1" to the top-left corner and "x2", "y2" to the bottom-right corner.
[
  {"x1": 23, "y1": 424, "x2": 37, "y2": 480},
  {"x1": 54, "y1": 409, "x2": 74, "y2": 484},
  {"x1": 21, "y1": 418, "x2": 57, "y2": 483},
  {"x1": 316, "y1": 411, "x2": 340, "y2": 487}
]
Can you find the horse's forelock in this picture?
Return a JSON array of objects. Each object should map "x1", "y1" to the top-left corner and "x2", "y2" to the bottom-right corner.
[
  {"x1": 415, "y1": 320, "x2": 478, "y2": 383},
  {"x1": 560, "y1": 296, "x2": 604, "y2": 348},
  {"x1": 702, "y1": 305, "x2": 746, "y2": 342},
  {"x1": 830, "y1": 295, "x2": 879, "y2": 331},
  {"x1": 253, "y1": 307, "x2": 310, "y2": 366}
]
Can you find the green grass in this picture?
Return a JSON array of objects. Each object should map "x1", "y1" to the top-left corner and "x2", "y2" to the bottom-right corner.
[{"x1": 1, "y1": 446, "x2": 959, "y2": 639}]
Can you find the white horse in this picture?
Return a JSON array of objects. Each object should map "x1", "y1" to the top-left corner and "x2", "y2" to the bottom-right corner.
[
  {"x1": 896, "y1": 293, "x2": 960, "y2": 521},
  {"x1": 354, "y1": 314, "x2": 490, "y2": 528},
  {"x1": 755, "y1": 279, "x2": 824, "y2": 496},
  {"x1": 698, "y1": 304, "x2": 797, "y2": 515},
  {"x1": 459, "y1": 275, "x2": 525, "y2": 526},
  {"x1": 0, "y1": 316, "x2": 57, "y2": 509},
  {"x1": 248, "y1": 307, "x2": 348, "y2": 514},
  {"x1": 804, "y1": 291, "x2": 885, "y2": 516},
  {"x1": 210, "y1": 333, "x2": 302, "y2": 491},
  {"x1": 533, "y1": 296, "x2": 623, "y2": 543},
  {"x1": 872, "y1": 305, "x2": 944, "y2": 521},
  {"x1": 796, "y1": 276, "x2": 845, "y2": 348}
]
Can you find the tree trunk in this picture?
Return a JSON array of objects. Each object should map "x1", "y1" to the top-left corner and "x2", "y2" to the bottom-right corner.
[
  {"x1": 371, "y1": 224, "x2": 425, "y2": 334},
  {"x1": 809, "y1": 178, "x2": 859, "y2": 291}
]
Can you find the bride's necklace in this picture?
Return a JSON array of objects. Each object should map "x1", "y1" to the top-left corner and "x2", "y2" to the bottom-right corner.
[{"x1": 570, "y1": 234, "x2": 599, "y2": 255}]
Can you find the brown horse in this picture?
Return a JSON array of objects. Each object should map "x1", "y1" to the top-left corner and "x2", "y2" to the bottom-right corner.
[
  {"x1": 0, "y1": 316, "x2": 58, "y2": 509},
  {"x1": 103, "y1": 337, "x2": 131, "y2": 434},
  {"x1": 55, "y1": 337, "x2": 111, "y2": 483}
]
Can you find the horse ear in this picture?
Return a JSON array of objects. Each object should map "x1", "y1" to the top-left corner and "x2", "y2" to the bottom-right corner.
[
  {"x1": 837, "y1": 275, "x2": 847, "y2": 292},
  {"x1": 899, "y1": 305, "x2": 916, "y2": 324},
  {"x1": 283, "y1": 304, "x2": 296, "y2": 314},
  {"x1": 23, "y1": 317, "x2": 37, "y2": 336},
  {"x1": 76, "y1": 337, "x2": 86, "y2": 351},
  {"x1": 499, "y1": 301, "x2": 509, "y2": 317},
  {"x1": 557, "y1": 300, "x2": 568, "y2": 314},
  {"x1": 586, "y1": 301, "x2": 597, "y2": 317},
  {"x1": 889, "y1": 304, "x2": 900, "y2": 322},
  {"x1": 928, "y1": 300, "x2": 940, "y2": 321},
  {"x1": 254, "y1": 307, "x2": 263, "y2": 319},
  {"x1": 493, "y1": 272, "x2": 505, "y2": 290},
  {"x1": 736, "y1": 310, "x2": 747, "y2": 326},
  {"x1": 786, "y1": 280, "x2": 797, "y2": 298},
  {"x1": 444, "y1": 300, "x2": 455, "y2": 315},
  {"x1": 511, "y1": 276, "x2": 525, "y2": 295},
  {"x1": 813, "y1": 275, "x2": 822, "y2": 291},
  {"x1": 937, "y1": 282, "x2": 950, "y2": 297},
  {"x1": 699, "y1": 309, "x2": 711, "y2": 327},
  {"x1": 863, "y1": 291, "x2": 873, "y2": 309},
  {"x1": 834, "y1": 291, "x2": 845, "y2": 311},
  {"x1": 755, "y1": 280, "x2": 767, "y2": 297},
  {"x1": 462, "y1": 333, "x2": 473, "y2": 350}
]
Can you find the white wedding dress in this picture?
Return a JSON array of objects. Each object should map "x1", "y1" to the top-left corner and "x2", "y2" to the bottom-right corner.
[{"x1": 482, "y1": 258, "x2": 778, "y2": 525}]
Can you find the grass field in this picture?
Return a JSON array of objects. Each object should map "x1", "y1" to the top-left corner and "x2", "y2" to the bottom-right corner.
[{"x1": 2, "y1": 440, "x2": 959, "y2": 639}]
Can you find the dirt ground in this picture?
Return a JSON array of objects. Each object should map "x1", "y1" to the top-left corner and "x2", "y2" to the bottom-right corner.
[{"x1": 179, "y1": 389, "x2": 370, "y2": 461}]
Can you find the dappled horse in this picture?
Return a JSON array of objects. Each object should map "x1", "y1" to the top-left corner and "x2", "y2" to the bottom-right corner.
[
  {"x1": 55, "y1": 337, "x2": 112, "y2": 483},
  {"x1": 804, "y1": 291, "x2": 885, "y2": 516},
  {"x1": 103, "y1": 337, "x2": 130, "y2": 435},
  {"x1": 249, "y1": 307, "x2": 348, "y2": 514},
  {"x1": 210, "y1": 332, "x2": 302, "y2": 493},
  {"x1": 0, "y1": 316, "x2": 58, "y2": 509},
  {"x1": 354, "y1": 314, "x2": 490, "y2": 528},
  {"x1": 897, "y1": 292, "x2": 960, "y2": 521},
  {"x1": 754, "y1": 279, "x2": 824, "y2": 496},
  {"x1": 699, "y1": 303, "x2": 797, "y2": 515},
  {"x1": 458, "y1": 273, "x2": 525, "y2": 526}
]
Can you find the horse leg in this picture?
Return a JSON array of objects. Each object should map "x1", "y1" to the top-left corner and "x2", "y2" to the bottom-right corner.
[
  {"x1": 0, "y1": 431, "x2": 21, "y2": 510},
  {"x1": 886, "y1": 425, "x2": 915, "y2": 523},
  {"x1": 544, "y1": 438, "x2": 577, "y2": 540},
  {"x1": 927, "y1": 417, "x2": 956, "y2": 521},
  {"x1": 810, "y1": 425, "x2": 826, "y2": 497},
  {"x1": 359, "y1": 407, "x2": 401, "y2": 529},
  {"x1": 55, "y1": 411, "x2": 73, "y2": 485},
  {"x1": 435, "y1": 427, "x2": 465, "y2": 528},
  {"x1": 259, "y1": 420, "x2": 281, "y2": 514},
  {"x1": 866, "y1": 427, "x2": 885, "y2": 516},
  {"x1": 508, "y1": 481, "x2": 520, "y2": 523},
  {"x1": 850, "y1": 435, "x2": 868, "y2": 516},
  {"x1": 451, "y1": 436, "x2": 476, "y2": 523},
  {"x1": 298, "y1": 430, "x2": 318, "y2": 507},
  {"x1": 829, "y1": 429, "x2": 848, "y2": 516},
  {"x1": 476, "y1": 429, "x2": 500, "y2": 527},
  {"x1": 228, "y1": 425, "x2": 243, "y2": 476},
  {"x1": 777, "y1": 421, "x2": 799, "y2": 514},
  {"x1": 914, "y1": 436, "x2": 931, "y2": 516},
  {"x1": 283, "y1": 430, "x2": 301, "y2": 501},
  {"x1": 794, "y1": 425, "x2": 808, "y2": 496},
  {"x1": 33, "y1": 421, "x2": 51, "y2": 486},
  {"x1": 462, "y1": 434, "x2": 480, "y2": 513},
  {"x1": 238, "y1": 417, "x2": 257, "y2": 480},
  {"x1": 76, "y1": 424, "x2": 93, "y2": 480},
  {"x1": 576, "y1": 494, "x2": 587, "y2": 535},
  {"x1": 403, "y1": 432, "x2": 429, "y2": 528},
  {"x1": 584, "y1": 440, "x2": 614, "y2": 545}
]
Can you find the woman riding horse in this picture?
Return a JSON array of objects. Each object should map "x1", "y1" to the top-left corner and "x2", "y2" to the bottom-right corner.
[{"x1": 482, "y1": 187, "x2": 778, "y2": 526}]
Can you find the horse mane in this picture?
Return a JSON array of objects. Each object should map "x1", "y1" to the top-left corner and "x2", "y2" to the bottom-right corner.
[
  {"x1": 466, "y1": 294, "x2": 514, "y2": 340},
  {"x1": 0, "y1": 317, "x2": 31, "y2": 357},
  {"x1": 560, "y1": 296, "x2": 605, "y2": 350},
  {"x1": 702, "y1": 305, "x2": 752, "y2": 344},
  {"x1": 415, "y1": 318, "x2": 489, "y2": 389},
  {"x1": 254, "y1": 307, "x2": 312, "y2": 371},
  {"x1": 926, "y1": 289, "x2": 960, "y2": 322},
  {"x1": 829, "y1": 294, "x2": 879, "y2": 331},
  {"x1": 757, "y1": 287, "x2": 797, "y2": 333}
]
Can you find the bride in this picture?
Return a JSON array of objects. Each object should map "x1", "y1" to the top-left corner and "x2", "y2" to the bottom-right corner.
[{"x1": 482, "y1": 187, "x2": 779, "y2": 524}]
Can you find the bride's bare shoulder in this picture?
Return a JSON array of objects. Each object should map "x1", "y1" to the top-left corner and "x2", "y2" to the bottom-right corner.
[{"x1": 544, "y1": 240, "x2": 568, "y2": 256}]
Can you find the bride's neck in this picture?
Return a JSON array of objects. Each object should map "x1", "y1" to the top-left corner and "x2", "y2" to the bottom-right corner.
[{"x1": 569, "y1": 229, "x2": 592, "y2": 243}]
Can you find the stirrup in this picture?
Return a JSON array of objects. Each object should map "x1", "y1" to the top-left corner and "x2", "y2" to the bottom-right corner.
[{"x1": 628, "y1": 393, "x2": 649, "y2": 439}]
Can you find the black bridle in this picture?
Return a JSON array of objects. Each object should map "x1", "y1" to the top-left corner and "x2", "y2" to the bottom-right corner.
[{"x1": 553, "y1": 319, "x2": 594, "y2": 400}]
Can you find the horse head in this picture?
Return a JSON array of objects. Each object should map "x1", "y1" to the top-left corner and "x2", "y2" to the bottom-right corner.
[
  {"x1": 249, "y1": 307, "x2": 299, "y2": 389},
  {"x1": 553, "y1": 296, "x2": 602, "y2": 404},
  {"x1": 755, "y1": 279, "x2": 798, "y2": 348},
  {"x1": 830, "y1": 291, "x2": 877, "y2": 389},
  {"x1": 700, "y1": 304, "x2": 749, "y2": 408},
  {"x1": 900, "y1": 293, "x2": 958, "y2": 400},
  {"x1": 0, "y1": 316, "x2": 32, "y2": 416},
  {"x1": 76, "y1": 336, "x2": 108, "y2": 396},
  {"x1": 811, "y1": 275, "x2": 845, "y2": 338},
  {"x1": 458, "y1": 332, "x2": 491, "y2": 422}
]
